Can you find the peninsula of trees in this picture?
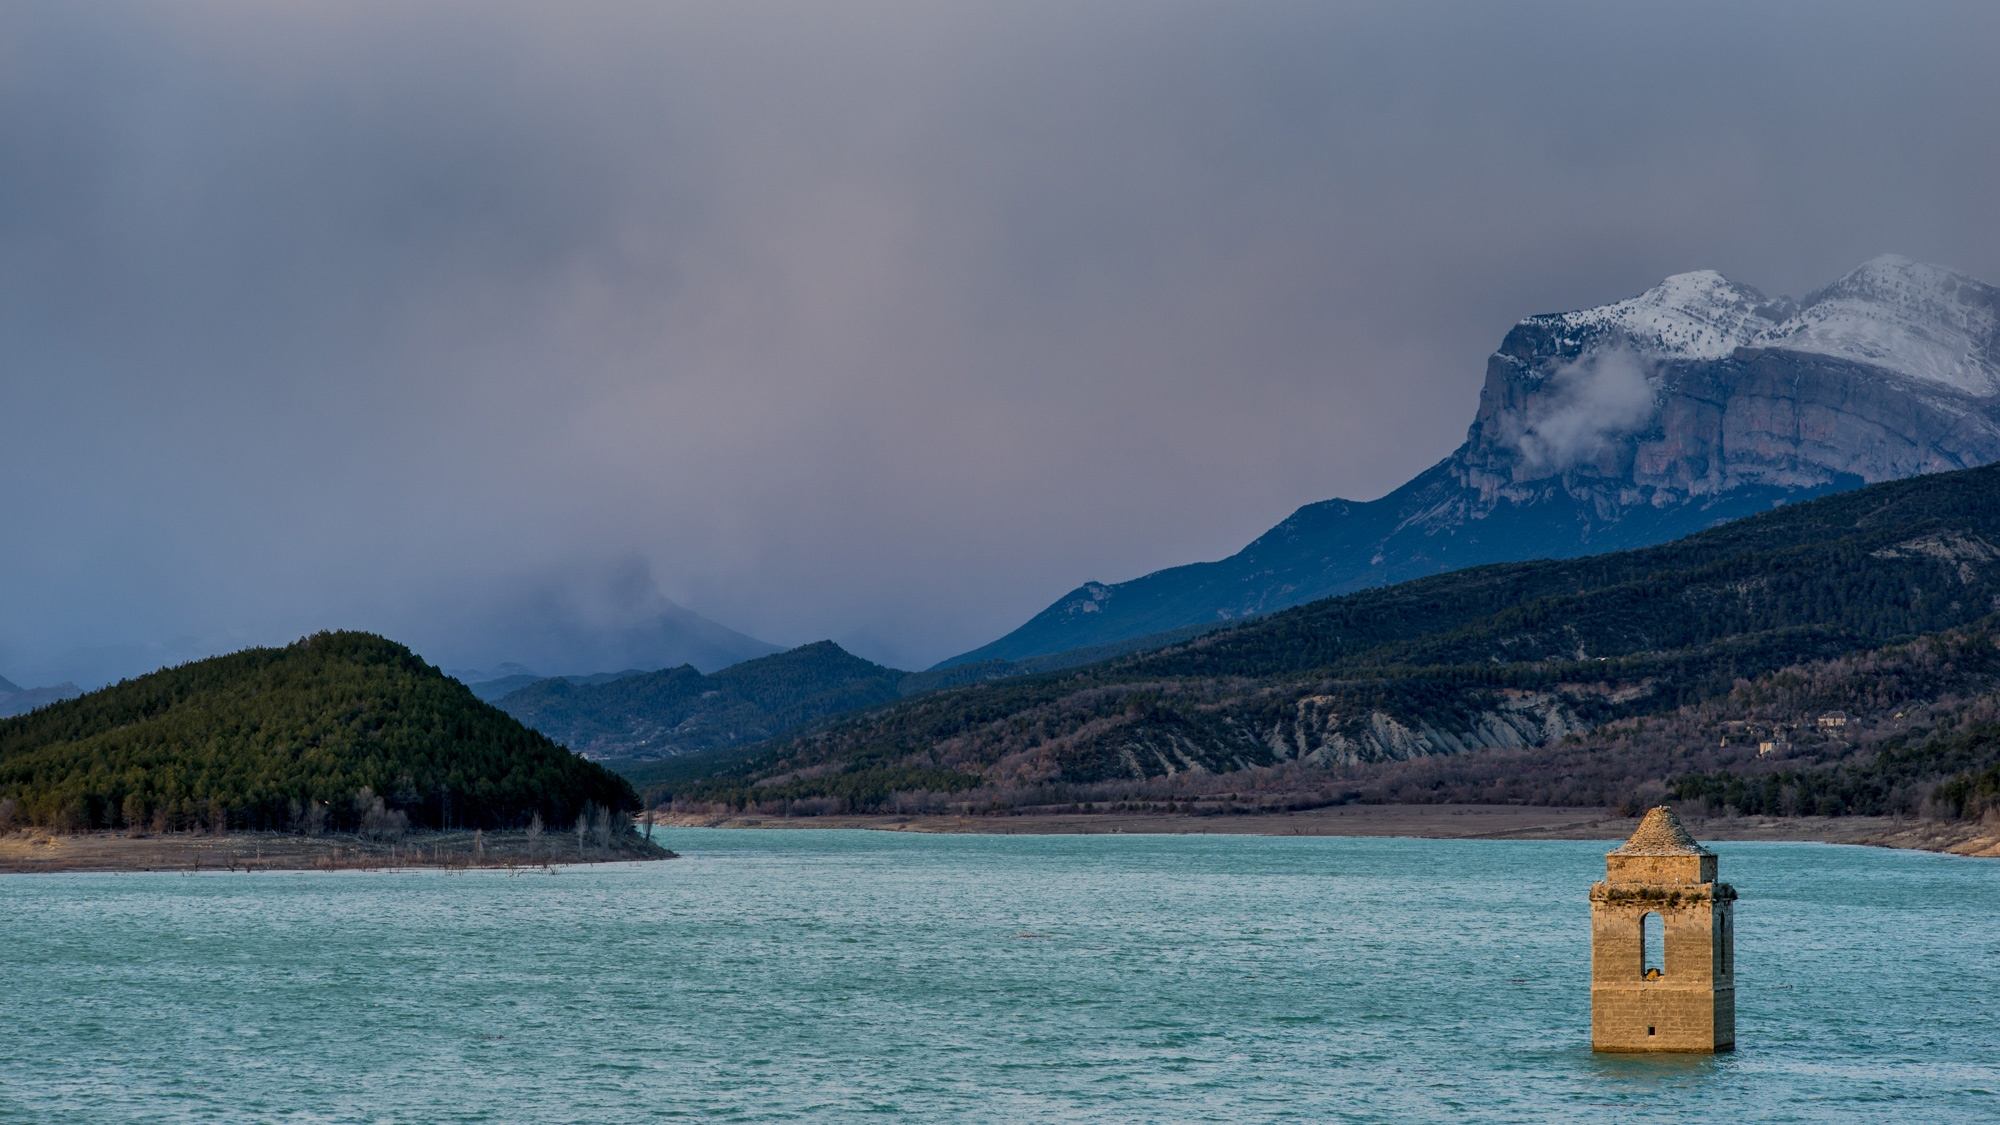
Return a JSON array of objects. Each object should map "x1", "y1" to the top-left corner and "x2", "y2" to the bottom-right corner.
[{"x1": 0, "y1": 631, "x2": 638, "y2": 834}]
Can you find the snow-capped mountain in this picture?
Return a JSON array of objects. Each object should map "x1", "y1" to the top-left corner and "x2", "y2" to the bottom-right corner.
[
  {"x1": 943, "y1": 256, "x2": 2000, "y2": 669},
  {"x1": 1521, "y1": 254, "x2": 2000, "y2": 393},
  {"x1": 1766, "y1": 255, "x2": 2000, "y2": 394}
]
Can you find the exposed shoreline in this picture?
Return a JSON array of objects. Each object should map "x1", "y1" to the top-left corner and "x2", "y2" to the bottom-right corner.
[
  {"x1": 12, "y1": 807, "x2": 1994, "y2": 869},
  {"x1": 659, "y1": 804, "x2": 2000, "y2": 857},
  {"x1": 0, "y1": 827, "x2": 675, "y2": 874}
]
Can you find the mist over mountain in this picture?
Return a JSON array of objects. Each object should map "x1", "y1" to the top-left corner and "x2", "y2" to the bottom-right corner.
[
  {"x1": 948, "y1": 256, "x2": 2000, "y2": 668},
  {"x1": 413, "y1": 561, "x2": 782, "y2": 679},
  {"x1": 3, "y1": 566, "x2": 778, "y2": 693}
]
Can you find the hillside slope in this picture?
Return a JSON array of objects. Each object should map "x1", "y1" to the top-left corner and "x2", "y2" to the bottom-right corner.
[
  {"x1": 0, "y1": 632, "x2": 636, "y2": 832},
  {"x1": 948, "y1": 256, "x2": 2000, "y2": 667},
  {"x1": 666, "y1": 462, "x2": 2000, "y2": 811},
  {"x1": 1337, "y1": 620, "x2": 2000, "y2": 820}
]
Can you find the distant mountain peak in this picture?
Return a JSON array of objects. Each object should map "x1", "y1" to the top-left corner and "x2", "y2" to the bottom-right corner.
[
  {"x1": 1768, "y1": 254, "x2": 2000, "y2": 394},
  {"x1": 0, "y1": 670, "x2": 84, "y2": 718},
  {"x1": 943, "y1": 255, "x2": 2000, "y2": 670},
  {"x1": 494, "y1": 639, "x2": 904, "y2": 760},
  {"x1": 1526, "y1": 269, "x2": 1780, "y2": 361},
  {"x1": 1514, "y1": 256, "x2": 2000, "y2": 395}
]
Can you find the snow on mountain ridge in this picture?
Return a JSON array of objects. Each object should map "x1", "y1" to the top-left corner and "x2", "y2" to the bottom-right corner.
[
  {"x1": 1527, "y1": 269, "x2": 1780, "y2": 361},
  {"x1": 1522, "y1": 255, "x2": 2000, "y2": 396},
  {"x1": 1758, "y1": 254, "x2": 2000, "y2": 395}
]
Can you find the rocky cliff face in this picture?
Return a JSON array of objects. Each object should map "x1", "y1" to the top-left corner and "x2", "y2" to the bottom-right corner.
[
  {"x1": 1455, "y1": 256, "x2": 2000, "y2": 516},
  {"x1": 944, "y1": 256, "x2": 2000, "y2": 669}
]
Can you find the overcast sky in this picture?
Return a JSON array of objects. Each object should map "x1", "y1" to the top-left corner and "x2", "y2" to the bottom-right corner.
[{"x1": 5, "y1": 0, "x2": 1999, "y2": 684}]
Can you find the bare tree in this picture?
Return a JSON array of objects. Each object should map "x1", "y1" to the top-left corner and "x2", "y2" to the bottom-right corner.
[
  {"x1": 591, "y1": 805, "x2": 613, "y2": 850},
  {"x1": 304, "y1": 801, "x2": 329, "y2": 837},
  {"x1": 122, "y1": 793, "x2": 147, "y2": 837},
  {"x1": 525, "y1": 811, "x2": 544, "y2": 858},
  {"x1": 574, "y1": 806, "x2": 590, "y2": 855},
  {"x1": 0, "y1": 796, "x2": 17, "y2": 833},
  {"x1": 357, "y1": 790, "x2": 409, "y2": 841},
  {"x1": 642, "y1": 787, "x2": 661, "y2": 843}
]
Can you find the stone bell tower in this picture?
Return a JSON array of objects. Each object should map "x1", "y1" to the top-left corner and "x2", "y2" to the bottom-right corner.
[{"x1": 1589, "y1": 806, "x2": 1736, "y2": 1052}]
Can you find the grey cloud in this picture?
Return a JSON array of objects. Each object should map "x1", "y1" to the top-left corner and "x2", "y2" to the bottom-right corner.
[
  {"x1": 1503, "y1": 349, "x2": 1659, "y2": 475},
  {"x1": 4, "y1": 1, "x2": 1999, "y2": 682}
]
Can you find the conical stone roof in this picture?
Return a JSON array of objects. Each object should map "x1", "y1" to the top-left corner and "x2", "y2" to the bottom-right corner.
[{"x1": 1609, "y1": 806, "x2": 1712, "y2": 856}]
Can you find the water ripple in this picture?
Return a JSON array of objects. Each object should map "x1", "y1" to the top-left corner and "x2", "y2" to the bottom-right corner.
[{"x1": 1, "y1": 833, "x2": 1995, "y2": 1122}]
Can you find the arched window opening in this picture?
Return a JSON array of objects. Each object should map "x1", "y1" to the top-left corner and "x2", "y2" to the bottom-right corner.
[{"x1": 1641, "y1": 912, "x2": 1664, "y2": 979}]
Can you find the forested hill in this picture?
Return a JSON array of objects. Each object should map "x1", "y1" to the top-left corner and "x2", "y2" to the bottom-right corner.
[
  {"x1": 0, "y1": 632, "x2": 636, "y2": 832},
  {"x1": 659, "y1": 461, "x2": 2000, "y2": 813}
]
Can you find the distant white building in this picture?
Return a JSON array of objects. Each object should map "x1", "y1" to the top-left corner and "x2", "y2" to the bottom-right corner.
[{"x1": 1817, "y1": 711, "x2": 1849, "y2": 730}]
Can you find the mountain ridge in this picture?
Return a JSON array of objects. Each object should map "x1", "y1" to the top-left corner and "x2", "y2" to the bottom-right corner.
[
  {"x1": 664, "y1": 459, "x2": 2000, "y2": 813},
  {"x1": 0, "y1": 674, "x2": 84, "y2": 719},
  {"x1": 944, "y1": 256, "x2": 2000, "y2": 668},
  {"x1": 495, "y1": 640, "x2": 908, "y2": 761}
]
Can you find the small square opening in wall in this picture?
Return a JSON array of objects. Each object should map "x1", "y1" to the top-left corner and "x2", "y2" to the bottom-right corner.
[{"x1": 1647, "y1": 1027, "x2": 1656, "y2": 1037}]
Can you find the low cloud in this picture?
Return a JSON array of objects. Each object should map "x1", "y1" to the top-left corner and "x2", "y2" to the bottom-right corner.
[{"x1": 1504, "y1": 348, "x2": 1659, "y2": 475}]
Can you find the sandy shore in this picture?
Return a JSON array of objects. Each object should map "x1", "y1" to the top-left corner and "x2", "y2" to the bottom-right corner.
[
  {"x1": 0, "y1": 827, "x2": 675, "y2": 874},
  {"x1": 660, "y1": 804, "x2": 2000, "y2": 858}
]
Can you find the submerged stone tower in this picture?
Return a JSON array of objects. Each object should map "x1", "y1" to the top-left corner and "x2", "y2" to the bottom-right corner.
[{"x1": 1589, "y1": 806, "x2": 1736, "y2": 1052}]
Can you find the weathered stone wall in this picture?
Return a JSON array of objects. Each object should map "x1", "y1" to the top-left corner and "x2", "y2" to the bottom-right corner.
[
  {"x1": 1590, "y1": 885, "x2": 1736, "y2": 1052},
  {"x1": 1605, "y1": 852, "x2": 1716, "y2": 885}
]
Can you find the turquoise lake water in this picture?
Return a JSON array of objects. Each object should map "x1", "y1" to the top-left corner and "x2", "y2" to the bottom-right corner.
[{"x1": 3, "y1": 830, "x2": 1997, "y2": 1122}]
